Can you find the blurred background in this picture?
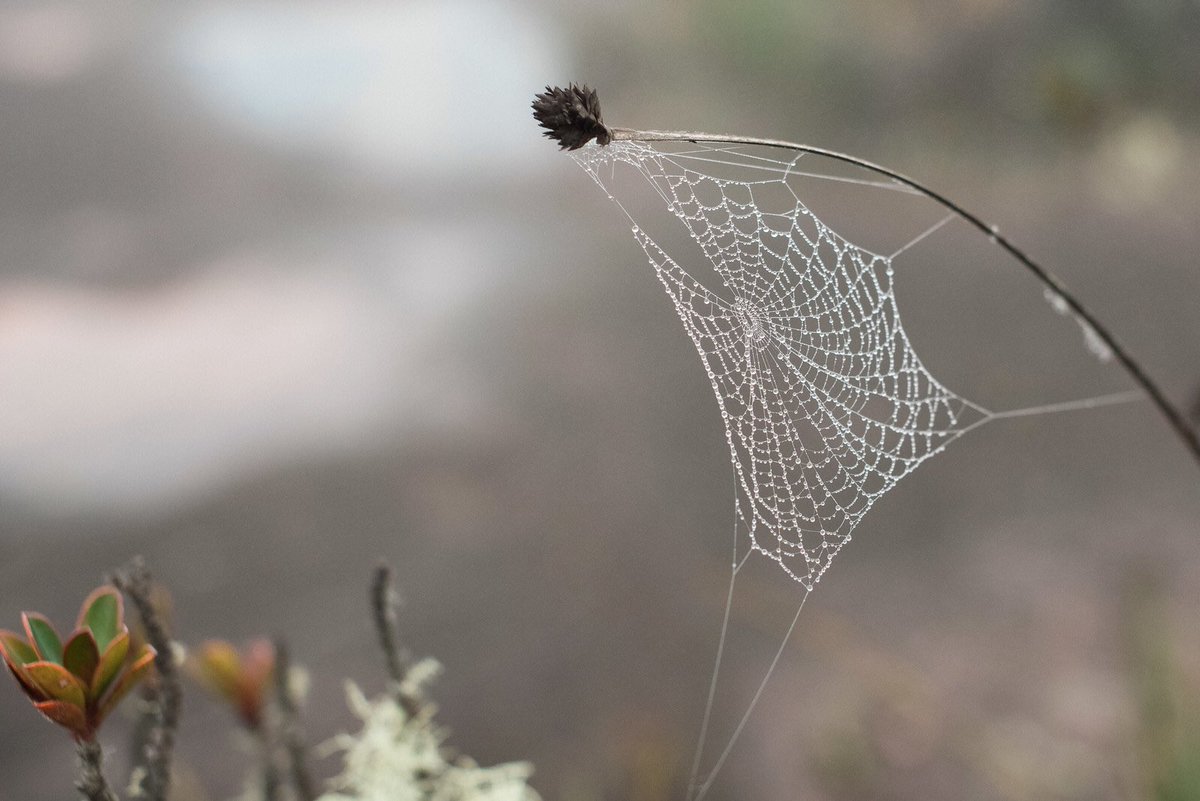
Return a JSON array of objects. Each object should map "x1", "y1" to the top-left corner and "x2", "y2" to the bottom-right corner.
[{"x1": 1, "y1": 1, "x2": 1199, "y2": 799}]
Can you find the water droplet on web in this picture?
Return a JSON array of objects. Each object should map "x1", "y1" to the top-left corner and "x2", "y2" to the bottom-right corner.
[
  {"x1": 1082, "y1": 323, "x2": 1114, "y2": 362},
  {"x1": 1043, "y1": 287, "x2": 1070, "y2": 316},
  {"x1": 573, "y1": 136, "x2": 993, "y2": 589}
]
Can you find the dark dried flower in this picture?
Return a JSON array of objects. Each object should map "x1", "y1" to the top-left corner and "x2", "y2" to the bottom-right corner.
[{"x1": 532, "y1": 84, "x2": 611, "y2": 150}]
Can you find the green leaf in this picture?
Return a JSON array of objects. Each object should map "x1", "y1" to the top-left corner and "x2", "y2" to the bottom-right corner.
[
  {"x1": 62, "y1": 630, "x2": 100, "y2": 686},
  {"x1": 22, "y1": 614, "x2": 62, "y2": 664},
  {"x1": 21, "y1": 661, "x2": 86, "y2": 708},
  {"x1": 90, "y1": 631, "x2": 130, "y2": 702},
  {"x1": 97, "y1": 646, "x2": 155, "y2": 726},
  {"x1": 78, "y1": 587, "x2": 122, "y2": 652},
  {"x1": 0, "y1": 630, "x2": 38, "y2": 667},
  {"x1": 34, "y1": 699, "x2": 90, "y2": 740}
]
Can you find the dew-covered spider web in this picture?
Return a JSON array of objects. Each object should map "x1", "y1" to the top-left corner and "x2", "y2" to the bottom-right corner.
[
  {"x1": 578, "y1": 140, "x2": 993, "y2": 590},
  {"x1": 567, "y1": 138, "x2": 1138, "y2": 801}
]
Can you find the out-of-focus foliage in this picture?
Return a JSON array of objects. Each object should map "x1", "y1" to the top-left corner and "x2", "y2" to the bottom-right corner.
[
  {"x1": 584, "y1": 0, "x2": 1200, "y2": 154},
  {"x1": 188, "y1": 639, "x2": 276, "y2": 730},
  {"x1": 1124, "y1": 574, "x2": 1200, "y2": 801}
]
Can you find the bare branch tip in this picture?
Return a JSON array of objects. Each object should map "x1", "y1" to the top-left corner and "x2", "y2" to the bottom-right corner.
[
  {"x1": 369, "y1": 563, "x2": 424, "y2": 719},
  {"x1": 370, "y1": 564, "x2": 404, "y2": 683}
]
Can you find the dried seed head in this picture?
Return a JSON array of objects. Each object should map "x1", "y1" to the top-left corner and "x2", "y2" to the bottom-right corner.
[{"x1": 531, "y1": 84, "x2": 611, "y2": 150}]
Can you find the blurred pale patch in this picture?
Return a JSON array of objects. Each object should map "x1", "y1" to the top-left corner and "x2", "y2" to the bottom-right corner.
[
  {"x1": 167, "y1": 0, "x2": 566, "y2": 178},
  {"x1": 0, "y1": 225, "x2": 502, "y2": 517}
]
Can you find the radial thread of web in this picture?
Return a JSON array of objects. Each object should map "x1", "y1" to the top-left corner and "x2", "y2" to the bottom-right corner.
[
  {"x1": 565, "y1": 137, "x2": 1147, "y2": 801},
  {"x1": 574, "y1": 140, "x2": 990, "y2": 590}
]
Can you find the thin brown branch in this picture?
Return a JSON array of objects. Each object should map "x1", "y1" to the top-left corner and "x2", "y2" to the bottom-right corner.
[
  {"x1": 272, "y1": 637, "x2": 317, "y2": 801},
  {"x1": 127, "y1": 684, "x2": 158, "y2": 784},
  {"x1": 76, "y1": 739, "x2": 119, "y2": 801},
  {"x1": 530, "y1": 84, "x2": 1200, "y2": 467},
  {"x1": 605, "y1": 124, "x2": 1200, "y2": 469},
  {"x1": 370, "y1": 564, "x2": 424, "y2": 719},
  {"x1": 252, "y1": 714, "x2": 283, "y2": 801},
  {"x1": 113, "y1": 558, "x2": 179, "y2": 801},
  {"x1": 261, "y1": 734, "x2": 283, "y2": 801}
]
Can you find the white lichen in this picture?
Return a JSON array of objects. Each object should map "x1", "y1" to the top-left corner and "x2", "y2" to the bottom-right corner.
[{"x1": 316, "y1": 665, "x2": 541, "y2": 801}]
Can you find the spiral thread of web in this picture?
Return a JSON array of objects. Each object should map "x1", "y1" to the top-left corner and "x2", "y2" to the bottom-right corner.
[{"x1": 573, "y1": 141, "x2": 989, "y2": 588}]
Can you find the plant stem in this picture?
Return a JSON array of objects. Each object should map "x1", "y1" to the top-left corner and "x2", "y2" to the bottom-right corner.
[
  {"x1": 608, "y1": 126, "x2": 1200, "y2": 468},
  {"x1": 272, "y1": 637, "x2": 317, "y2": 801},
  {"x1": 370, "y1": 564, "x2": 424, "y2": 719},
  {"x1": 260, "y1": 730, "x2": 283, "y2": 801},
  {"x1": 250, "y1": 712, "x2": 283, "y2": 801},
  {"x1": 127, "y1": 684, "x2": 158, "y2": 782},
  {"x1": 76, "y1": 739, "x2": 119, "y2": 801},
  {"x1": 113, "y1": 558, "x2": 180, "y2": 801}
]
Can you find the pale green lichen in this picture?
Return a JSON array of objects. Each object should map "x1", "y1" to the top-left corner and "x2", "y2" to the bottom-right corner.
[{"x1": 315, "y1": 660, "x2": 541, "y2": 801}]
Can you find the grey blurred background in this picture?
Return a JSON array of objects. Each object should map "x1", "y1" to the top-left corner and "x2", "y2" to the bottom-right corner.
[{"x1": 1, "y1": 2, "x2": 1199, "y2": 800}]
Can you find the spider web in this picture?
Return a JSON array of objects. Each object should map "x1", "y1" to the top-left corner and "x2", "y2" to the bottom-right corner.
[
  {"x1": 573, "y1": 139, "x2": 992, "y2": 589},
  {"x1": 566, "y1": 137, "x2": 1139, "y2": 801}
]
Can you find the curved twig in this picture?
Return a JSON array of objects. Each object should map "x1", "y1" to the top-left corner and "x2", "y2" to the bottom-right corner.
[
  {"x1": 604, "y1": 125, "x2": 1200, "y2": 467},
  {"x1": 534, "y1": 83, "x2": 1199, "y2": 466}
]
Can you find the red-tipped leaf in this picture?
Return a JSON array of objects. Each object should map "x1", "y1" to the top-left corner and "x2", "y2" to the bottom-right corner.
[
  {"x1": 77, "y1": 587, "x2": 123, "y2": 652},
  {"x1": 96, "y1": 645, "x2": 155, "y2": 725},
  {"x1": 20, "y1": 661, "x2": 86, "y2": 708},
  {"x1": 62, "y1": 630, "x2": 101, "y2": 685},
  {"x1": 240, "y1": 640, "x2": 275, "y2": 696},
  {"x1": 90, "y1": 631, "x2": 130, "y2": 702},
  {"x1": 5, "y1": 659, "x2": 42, "y2": 699},
  {"x1": 22, "y1": 614, "x2": 62, "y2": 663},
  {"x1": 34, "y1": 699, "x2": 90, "y2": 739}
]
